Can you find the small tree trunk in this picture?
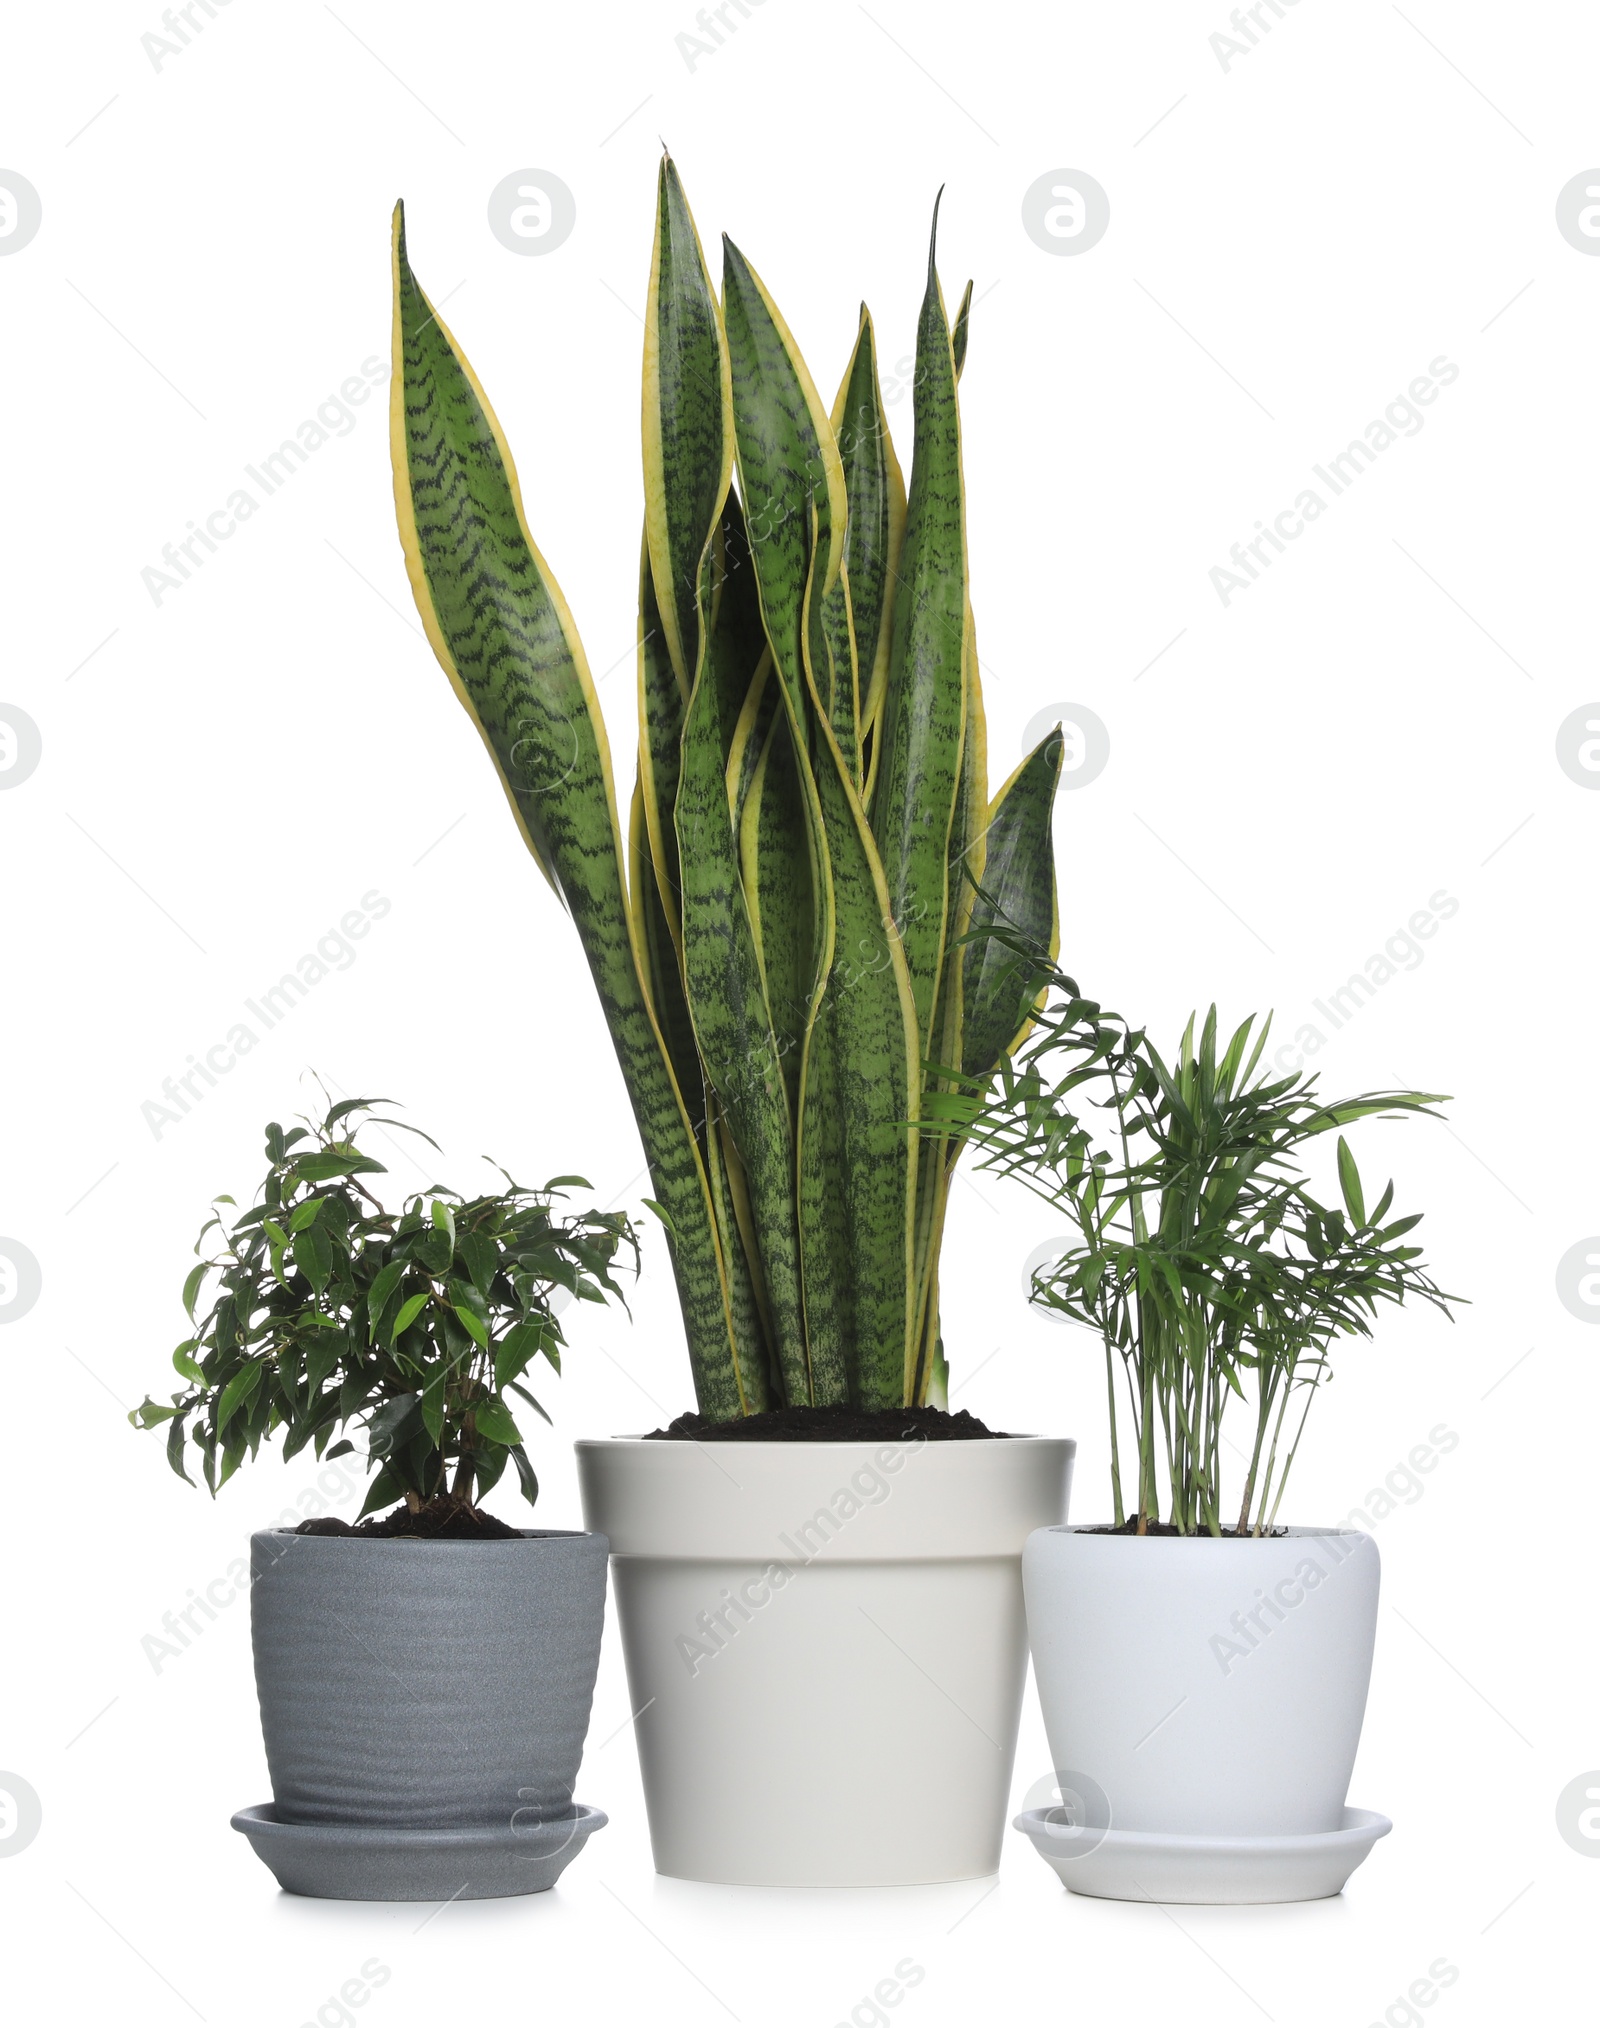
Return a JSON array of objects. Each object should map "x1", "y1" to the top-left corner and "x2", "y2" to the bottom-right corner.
[{"x1": 450, "y1": 1413, "x2": 476, "y2": 1508}]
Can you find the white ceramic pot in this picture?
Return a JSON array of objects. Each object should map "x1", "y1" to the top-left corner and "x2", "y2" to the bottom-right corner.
[
  {"x1": 1023, "y1": 1526, "x2": 1380, "y2": 1840},
  {"x1": 578, "y1": 1433, "x2": 1074, "y2": 1885}
]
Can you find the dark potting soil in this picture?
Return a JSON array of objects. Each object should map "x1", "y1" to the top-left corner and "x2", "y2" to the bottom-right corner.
[
  {"x1": 1081, "y1": 1519, "x2": 1290, "y2": 1538},
  {"x1": 645, "y1": 1404, "x2": 1009, "y2": 1442},
  {"x1": 295, "y1": 1497, "x2": 522, "y2": 1541}
]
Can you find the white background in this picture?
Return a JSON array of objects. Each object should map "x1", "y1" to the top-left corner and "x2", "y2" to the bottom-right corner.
[{"x1": 1, "y1": 0, "x2": 1593, "y2": 2020}]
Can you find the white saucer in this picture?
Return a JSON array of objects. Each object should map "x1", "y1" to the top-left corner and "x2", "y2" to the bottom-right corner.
[{"x1": 1013, "y1": 1804, "x2": 1391, "y2": 1904}]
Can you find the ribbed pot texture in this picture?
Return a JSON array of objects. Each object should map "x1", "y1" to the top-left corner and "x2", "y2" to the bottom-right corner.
[{"x1": 249, "y1": 1528, "x2": 608, "y2": 1830}]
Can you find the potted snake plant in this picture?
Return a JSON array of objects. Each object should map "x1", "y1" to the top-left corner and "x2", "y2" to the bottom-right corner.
[
  {"x1": 926, "y1": 966, "x2": 1461, "y2": 1903},
  {"x1": 133, "y1": 1099, "x2": 637, "y2": 1900},
  {"x1": 387, "y1": 159, "x2": 1074, "y2": 1885}
]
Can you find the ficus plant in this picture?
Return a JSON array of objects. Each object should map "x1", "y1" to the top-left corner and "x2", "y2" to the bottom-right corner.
[
  {"x1": 131, "y1": 1100, "x2": 639, "y2": 1519},
  {"x1": 925, "y1": 953, "x2": 1462, "y2": 1534},
  {"x1": 388, "y1": 158, "x2": 1062, "y2": 1421}
]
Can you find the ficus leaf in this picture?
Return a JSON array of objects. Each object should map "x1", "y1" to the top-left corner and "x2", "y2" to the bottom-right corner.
[
  {"x1": 181, "y1": 1263, "x2": 209, "y2": 1320},
  {"x1": 389, "y1": 1291, "x2": 430, "y2": 1341},
  {"x1": 166, "y1": 1414, "x2": 193, "y2": 1485},
  {"x1": 295, "y1": 1149, "x2": 387, "y2": 1182},
  {"x1": 216, "y1": 1359, "x2": 266, "y2": 1433},
  {"x1": 472, "y1": 1396, "x2": 521, "y2": 1447},
  {"x1": 453, "y1": 1303, "x2": 490, "y2": 1350},
  {"x1": 509, "y1": 1444, "x2": 539, "y2": 1508},
  {"x1": 292, "y1": 1223, "x2": 334, "y2": 1297},
  {"x1": 366, "y1": 1260, "x2": 405, "y2": 1327}
]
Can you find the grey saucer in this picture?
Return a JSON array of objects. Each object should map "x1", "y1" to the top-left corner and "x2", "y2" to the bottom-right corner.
[{"x1": 231, "y1": 1801, "x2": 607, "y2": 1901}]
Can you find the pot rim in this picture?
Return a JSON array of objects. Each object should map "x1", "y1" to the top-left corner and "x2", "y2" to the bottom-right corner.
[
  {"x1": 575, "y1": 1433, "x2": 1070, "y2": 1448},
  {"x1": 251, "y1": 1525, "x2": 605, "y2": 1546},
  {"x1": 578, "y1": 1434, "x2": 1074, "y2": 1558},
  {"x1": 1033, "y1": 1522, "x2": 1371, "y2": 1541}
]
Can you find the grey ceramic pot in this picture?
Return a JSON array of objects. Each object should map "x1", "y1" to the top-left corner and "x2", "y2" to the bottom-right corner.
[{"x1": 231, "y1": 1526, "x2": 609, "y2": 1900}]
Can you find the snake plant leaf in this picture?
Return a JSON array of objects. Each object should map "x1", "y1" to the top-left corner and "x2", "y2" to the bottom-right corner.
[
  {"x1": 909, "y1": 619, "x2": 987, "y2": 1388},
  {"x1": 925, "y1": 614, "x2": 988, "y2": 1087},
  {"x1": 816, "y1": 572, "x2": 862, "y2": 785},
  {"x1": 952, "y1": 278, "x2": 973, "y2": 379},
  {"x1": 869, "y1": 195, "x2": 969, "y2": 1043},
  {"x1": 636, "y1": 537, "x2": 686, "y2": 942},
  {"x1": 726, "y1": 644, "x2": 778, "y2": 835},
  {"x1": 739, "y1": 706, "x2": 814, "y2": 1117},
  {"x1": 953, "y1": 612, "x2": 990, "y2": 919},
  {"x1": 644, "y1": 156, "x2": 734, "y2": 696},
  {"x1": 720, "y1": 236, "x2": 848, "y2": 719},
  {"x1": 705, "y1": 1108, "x2": 775, "y2": 1411},
  {"x1": 831, "y1": 308, "x2": 905, "y2": 762},
  {"x1": 389, "y1": 202, "x2": 743, "y2": 1420},
  {"x1": 674, "y1": 606, "x2": 811, "y2": 1404},
  {"x1": 796, "y1": 540, "x2": 921, "y2": 1408},
  {"x1": 962, "y1": 728, "x2": 1064, "y2": 1078},
  {"x1": 640, "y1": 494, "x2": 765, "y2": 956},
  {"x1": 389, "y1": 171, "x2": 1063, "y2": 1418},
  {"x1": 792, "y1": 989, "x2": 855, "y2": 1391},
  {"x1": 630, "y1": 780, "x2": 703, "y2": 1140},
  {"x1": 703, "y1": 493, "x2": 771, "y2": 760}
]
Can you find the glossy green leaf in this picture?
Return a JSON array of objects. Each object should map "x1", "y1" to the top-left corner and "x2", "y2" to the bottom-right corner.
[
  {"x1": 366, "y1": 1393, "x2": 421, "y2": 1455},
  {"x1": 166, "y1": 1414, "x2": 193, "y2": 1485},
  {"x1": 509, "y1": 1444, "x2": 539, "y2": 1507},
  {"x1": 420, "y1": 1371, "x2": 446, "y2": 1446},
  {"x1": 473, "y1": 1396, "x2": 521, "y2": 1447},
  {"x1": 366, "y1": 1260, "x2": 405, "y2": 1328},
  {"x1": 457, "y1": 1232, "x2": 499, "y2": 1298},
  {"x1": 172, "y1": 1343, "x2": 205, "y2": 1384},
  {"x1": 453, "y1": 1302, "x2": 490, "y2": 1349},
  {"x1": 181, "y1": 1263, "x2": 208, "y2": 1319},
  {"x1": 493, "y1": 1318, "x2": 543, "y2": 1392},
  {"x1": 293, "y1": 1223, "x2": 333, "y2": 1296},
  {"x1": 389, "y1": 1291, "x2": 430, "y2": 1341},
  {"x1": 217, "y1": 1358, "x2": 265, "y2": 1433},
  {"x1": 295, "y1": 1150, "x2": 385, "y2": 1182}
]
